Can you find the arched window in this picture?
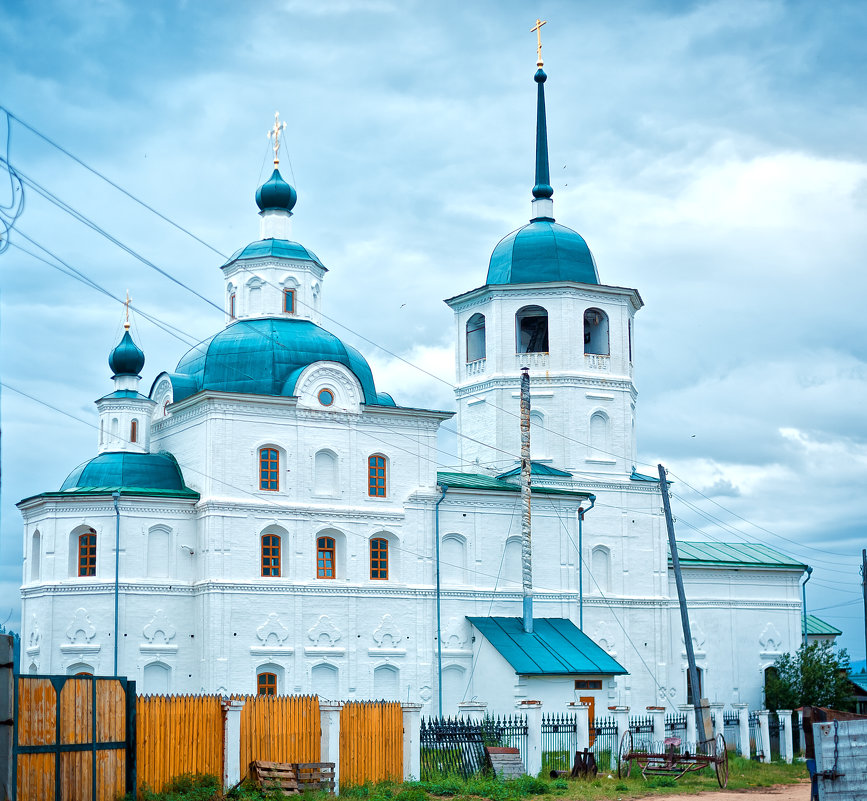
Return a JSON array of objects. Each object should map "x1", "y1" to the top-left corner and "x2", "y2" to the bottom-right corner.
[
  {"x1": 441, "y1": 665, "x2": 467, "y2": 713},
  {"x1": 516, "y1": 305, "x2": 549, "y2": 354},
  {"x1": 111, "y1": 418, "x2": 119, "y2": 437},
  {"x1": 229, "y1": 292, "x2": 236, "y2": 319},
  {"x1": 257, "y1": 671, "x2": 277, "y2": 696},
  {"x1": 317, "y1": 536, "x2": 336, "y2": 579},
  {"x1": 589, "y1": 412, "x2": 609, "y2": 456},
  {"x1": 530, "y1": 410, "x2": 546, "y2": 458},
  {"x1": 373, "y1": 665, "x2": 399, "y2": 699},
  {"x1": 584, "y1": 308, "x2": 609, "y2": 355},
  {"x1": 261, "y1": 532, "x2": 281, "y2": 577},
  {"x1": 368, "y1": 454, "x2": 386, "y2": 497},
  {"x1": 314, "y1": 450, "x2": 337, "y2": 496},
  {"x1": 686, "y1": 666, "x2": 704, "y2": 705},
  {"x1": 628, "y1": 318, "x2": 633, "y2": 363},
  {"x1": 146, "y1": 527, "x2": 170, "y2": 578},
  {"x1": 441, "y1": 535, "x2": 467, "y2": 585},
  {"x1": 78, "y1": 529, "x2": 97, "y2": 577},
  {"x1": 99, "y1": 420, "x2": 104, "y2": 445},
  {"x1": 143, "y1": 662, "x2": 171, "y2": 694},
  {"x1": 370, "y1": 537, "x2": 388, "y2": 580},
  {"x1": 283, "y1": 288, "x2": 295, "y2": 314},
  {"x1": 466, "y1": 313, "x2": 486, "y2": 362},
  {"x1": 67, "y1": 663, "x2": 94, "y2": 676},
  {"x1": 31, "y1": 531, "x2": 41, "y2": 581},
  {"x1": 259, "y1": 447, "x2": 279, "y2": 491},
  {"x1": 130, "y1": 419, "x2": 138, "y2": 443},
  {"x1": 591, "y1": 546, "x2": 611, "y2": 594},
  {"x1": 503, "y1": 537, "x2": 522, "y2": 587},
  {"x1": 311, "y1": 663, "x2": 339, "y2": 700}
]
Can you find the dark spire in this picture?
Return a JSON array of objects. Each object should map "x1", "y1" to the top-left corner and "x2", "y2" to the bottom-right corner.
[{"x1": 532, "y1": 67, "x2": 553, "y2": 202}]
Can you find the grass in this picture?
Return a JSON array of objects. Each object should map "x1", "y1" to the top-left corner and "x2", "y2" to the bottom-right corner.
[{"x1": 122, "y1": 757, "x2": 807, "y2": 800}]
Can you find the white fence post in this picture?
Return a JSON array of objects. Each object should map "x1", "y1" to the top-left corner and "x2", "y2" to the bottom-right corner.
[
  {"x1": 320, "y1": 702, "x2": 344, "y2": 793},
  {"x1": 457, "y1": 700, "x2": 487, "y2": 721},
  {"x1": 758, "y1": 710, "x2": 771, "y2": 763},
  {"x1": 709, "y1": 702, "x2": 724, "y2": 741},
  {"x1": 611, "y1": 706, "x2": 630, "y2": 772},
  {"x1": 402, "y1": 703, "x2": 423, "y2": 780},
  {"x1": 679, "y1": 704, "x2": 696, "y2": 750},
  {"x1": 647, "y1": 706, "x2": 665, "y2": 749},
  {"x1": 734, "y1": 703, "x2": 750, "y2": 758},
  {"x1": 567, "y1": 701, "x2": 590, "y2": 753},
  {"x1": 222, "y1": 698, "x2": 245, "y2": 789},
  {"x1": 777, "y1": 709, "x2": 793, "y2": 764},
  {"x1": 516, "y1": 700, "x2": 543, "y2": 776}
]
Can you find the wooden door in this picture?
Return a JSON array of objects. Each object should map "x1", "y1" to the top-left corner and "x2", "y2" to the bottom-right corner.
[{"x1": 581, "y1": 697, "x2": 596, "y2": 746}]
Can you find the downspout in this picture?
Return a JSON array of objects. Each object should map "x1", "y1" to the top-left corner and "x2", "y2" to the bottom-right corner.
[
  {"x1": 801, "y1": 566, "x2": 813, "y2": 647},
  {"x1": 112, "y1": 491, "x2": 120, "y2": 676},
  {"x1": 435, "y1": 483, "x2": 448, "y2": 717},
  {"x1": 577, "y1": 494, "x2": 596, "y2": 631}
]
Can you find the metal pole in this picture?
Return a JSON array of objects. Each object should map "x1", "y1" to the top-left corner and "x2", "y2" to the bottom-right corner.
[
  {"x1": 434, "y1": 484, "x2": 448, "y2": 717},
  {"x1": 577, "y1": 495, "x2": 596, "y2": 631},
  {"x1": 801, "y1": 566, "x2": 813, "y2": 647},
  {"x1": 112, "y1": 491, "x2": 120, "y2": 676},
  {"x1": 520, "y1": 367, "x2": 533, "y2": 634},
  {"x1": 658, "y1": 464, "x2": 707, "y2": 744},
  {"x1": 862, "y1": 549, "x2": 867, "y2": 665}
]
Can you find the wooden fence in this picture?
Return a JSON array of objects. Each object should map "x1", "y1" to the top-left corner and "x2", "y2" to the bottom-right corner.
[
  {"x1": 339, "y1": 701, "x2": 403, "y2": 786},
  {"x1": 238, "y1": 693, "x2": 321, "y2": 776},
  {"x1": 136, "y1": 694, "x2": 224, "y2": 793}
]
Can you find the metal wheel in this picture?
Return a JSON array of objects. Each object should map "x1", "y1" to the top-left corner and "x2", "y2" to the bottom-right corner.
[
  {"x1": 617, "y1": 729, "x2": 634, "y2": 779},
  {"x1": 714, "y1": 733, "x2": 729, "y2": 788}
]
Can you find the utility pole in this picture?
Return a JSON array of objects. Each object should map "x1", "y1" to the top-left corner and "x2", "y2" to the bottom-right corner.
[
  {"x1": 658, "y1": 463, "x2": 708, "y2": 746},
  {"x1": 862, "y1": 549, "x2": 866, "y2": 665}
]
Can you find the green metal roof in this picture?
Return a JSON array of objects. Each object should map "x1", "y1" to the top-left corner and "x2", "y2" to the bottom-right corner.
[
  {"x1": 468, "y1": 617, "x2": 627, "y2": 676},
  {"x1": 630, "y1": 468, "x2": 660, "y2": 482},
  {"x1": 497, "y1": 462, "x2": 573, "y2": 479},
  {"x1": 171, "y1": 317, "x2": 394, "y2": 406},
  {"x1": 804, "y1": 615, "x2": 842, "y2": 636},
  {"x1": 108, "y1": 330, "x2": 145, "y2": 377},
  {"x1": 437, "y1": 471, "x2": 591, "y2": 499},
  {"x1": 487, "y1": 221, "x2": 599, "y2": 286},
  {"x1": 60, "y1": 451, "x2": 193, "y2": 494},
  {"x1": 670, "y1": 542, "x2": 807, "y2": 570},
  {"x1": 222, "y1": 238, "x2": 324, "y2": 269},
  {"x1": 848, "y1": 672, "x2": 867, "y2": 695},
  {"x1": 255, "y1": 168, "x2": 297, "y2": 213},
  {"x1": 19, "y1": 486, "x2": 200, "y2": 504}
]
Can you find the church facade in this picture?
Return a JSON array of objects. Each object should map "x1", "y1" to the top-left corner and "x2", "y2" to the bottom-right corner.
[{"x1": 18, "y1": 60, "x2": 808, "y2": 716}]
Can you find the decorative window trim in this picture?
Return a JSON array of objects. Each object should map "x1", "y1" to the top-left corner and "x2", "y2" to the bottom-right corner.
[
  {"x1": 368, "y1": 454, "x2": 387, "y2": 498},
  {"x1": 78, "y1": 531, "x2": 96, "y2": 577},
  {"x1": 130, "y1": 419, "x2": 138, "y2": 443},
  {"x1": 317, "y1": 536, "x2": 336, "y2": 579},
  {"x1": 261, "y1": 533, "x2": 281, "y2": 577},
  {"x1": 318, "y1": 388, "x2": 335, "y2": 407},
  {"x1": 257, "y1": 671, "x2": 277, "y2": 696},
  {"x1": 259, "y1": 447, "x2": 280, "y2": 492},
  {"x1": 370, "y1": 537, "x2": 388, "y2": 580},
  {"x1": 283, "y1": 288, "x2": 295, "y2": 315}
]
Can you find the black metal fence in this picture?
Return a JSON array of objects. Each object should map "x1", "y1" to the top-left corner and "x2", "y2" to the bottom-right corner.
[
  {"x1": 541, "y1": 712, "x2": 578, "y2": 772},
  {"x1": 420, "y1": 716, "x2": 488, "y2": 779},
  {"x1": 629, "y1": 715, "x2": 654, "y2": 751},
  {"x1": 590, "y1": 716, "x2": 618, "y2": 767},
  {"x1": 748, "y1": 711, "x2": 764, "y2": 761},
  {"x1": 664, "y1": 712, "x2": 687, "y2": 737},
  {"x1": 723, "y1": 709, "x2": 740, "y2": 752},
  {"x1": 767, "y1": 713, "x2": 780, "y2": 760},
  {"x1": 482, "y1": 714, "x2": 529, "y2": 771}
]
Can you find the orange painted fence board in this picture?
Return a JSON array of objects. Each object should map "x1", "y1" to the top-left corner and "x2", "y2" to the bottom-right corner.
[
  {"x1": 237, "y1": 694, "x2": 321, "y2": 776},
  {"x1": 136, "y1": 694, "x2": 225, "y2": 793},
  {"x1": 340, "y1": 701, "x2": 403, "y2": 786}
]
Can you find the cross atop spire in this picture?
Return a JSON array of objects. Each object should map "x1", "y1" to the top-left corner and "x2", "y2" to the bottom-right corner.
[
  {"x1": 530, "y1": 18, "x2": 547, "y2": 67},
  {"x1": 267, "y1": 111, "x2": 287, "y2": 166},
  {"x1": 124, "y1": 290, "x2": 131, "y2": 331}
]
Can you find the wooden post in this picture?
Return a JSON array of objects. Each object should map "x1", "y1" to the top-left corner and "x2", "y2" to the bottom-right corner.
[{"x1": 0, "y1": 635, "x2": 13, "y2": 801}]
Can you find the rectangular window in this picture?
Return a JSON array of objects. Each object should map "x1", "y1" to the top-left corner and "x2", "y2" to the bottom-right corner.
[
  {"x1": 130, "y1": 419, "x2": 138, "y2": 443},
  {"x1": 257, "y1": 672, "x2": 277, "y2": 695},
  {"x1": 259, "y1": 448, "x2": 279, "y2": 491},
  {"x1": 368, "y1": 455, "x2": 386, "y2": 497},
  {"x1": 317, "y1": 536, "x2": 335, "y2": 579},
  {"x1": 370, "y1": 538, "x2": 388, "y2": 580},
  {"x1": 283, "y1": 289, "x2": 295, "y2": 314},
  {"x1": 574, "y1": 679, "x2": 602, "y2": 690},
  {"x1": 78, "y1": 533, "x2": 97, "y2": 577},
  {"x1": 261, "y1": 534, "x2": 281, "y2": 577}
]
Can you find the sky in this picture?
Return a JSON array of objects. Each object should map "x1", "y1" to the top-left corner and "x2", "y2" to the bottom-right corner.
[{"x1": 1, "y1": 0, "x2": 866, "y2": 660}]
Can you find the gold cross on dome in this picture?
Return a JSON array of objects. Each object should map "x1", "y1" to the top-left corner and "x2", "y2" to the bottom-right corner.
[
  {"x1": 124, "y1": 290, "x2": 131, "y2": 331},
  {"x1": 267, "y1": 111, "x2": 287, "y2": 166},
  {"x1": 531, "y1": 18, "x2": 547, "y2": 67}
]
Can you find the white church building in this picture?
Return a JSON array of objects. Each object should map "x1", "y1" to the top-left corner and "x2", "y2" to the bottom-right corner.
[{"x1": 18, "y1": 55, "x2": 809, "y2": 717}]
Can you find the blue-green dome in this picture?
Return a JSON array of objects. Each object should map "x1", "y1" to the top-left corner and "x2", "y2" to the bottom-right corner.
[
  {"x1": 108, "y1": 330, "x2": 145, "y2": 376},
  {"x1": 169, "y1": 317, "x2": 395, "y2": 406},
  {"x1": 486, "y1": 220, "x2": 599, "y2": 286},
  {"x1": 256, "y1": 168, "x2": 297, "y2": 212},
  {"x1": 222, "y1": 238, "x2": 324, "y2": 270},
  {"x1": 61, "y1": 451, "x2": 189, "y2": 492}
]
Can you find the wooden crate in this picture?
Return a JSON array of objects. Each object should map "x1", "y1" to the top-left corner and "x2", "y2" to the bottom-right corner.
[
  {"x1": 250, "y1": 760, "x2": 299, "y2": 795},
  {"x1": 296, "y1": 761, "x2": 335, "y2": 792}
]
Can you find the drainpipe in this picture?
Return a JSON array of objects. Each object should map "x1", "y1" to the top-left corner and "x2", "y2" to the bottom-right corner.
[
  {"x1": 112, "y1": 491, "x2": 120, "y2": 676},
  {"x1": 435, "y1": 483, "x2": 448, "y2": 717},
  {"x1": 577, "y1": 494, "x2": 596, "y2": 631},
  {"x1": 520, "y1": 367, "x2": 533, "y2": 634},
  {"x1": 801, "y1": 566, "x2": 813, "y2": 647}
]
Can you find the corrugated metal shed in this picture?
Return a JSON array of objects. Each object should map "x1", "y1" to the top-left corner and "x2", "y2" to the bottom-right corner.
[
  {"x1": 670, "y1": 541, "x2": 807, "y2": 570},
  {"x1": 467, "y1": 617, "x2": 627, "y2": 676},
  {"x1": 438, "y1": 471, "x2": 591, "y2": 499}
]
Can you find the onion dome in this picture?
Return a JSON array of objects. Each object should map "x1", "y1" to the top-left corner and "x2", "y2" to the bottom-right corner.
[
  {"x1": 60, "y1": 451, "x2": 191, "y2": 492},
  {"x1": 255, "y1": 168, "x2": 297, "y2": 213},
  {"x1": 168, "y1": 317, "x2": 396, "y2": 406},
  {"x1": 108, "y1": 330, "x2": 145, "y2": 377}
]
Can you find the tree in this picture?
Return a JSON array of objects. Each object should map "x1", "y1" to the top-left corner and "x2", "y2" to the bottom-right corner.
[{"x1": 765, "y1": 641, "x2": 853, "y2": 711}]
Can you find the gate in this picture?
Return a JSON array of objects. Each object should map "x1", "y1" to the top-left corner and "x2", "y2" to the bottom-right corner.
[
  {"x1": 13, "y1": 674, "x2": 136, "y2": 801},
  {"x1": 339, "y1": 701, "x2": 403, "y2": 786}
]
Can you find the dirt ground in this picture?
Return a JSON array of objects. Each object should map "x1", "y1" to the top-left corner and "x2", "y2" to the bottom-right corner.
[{"x1": 648, "y1": 780, "x2": 811, "y2": 800}]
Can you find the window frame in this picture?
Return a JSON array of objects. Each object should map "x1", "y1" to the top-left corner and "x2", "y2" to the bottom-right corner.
[
  {"x1": 465, "y1": 313, "x2": 486, "y2": 362},
  {"x1": 229, "y1": 292, "x2": 236, "y2": 319},
  {"x1": 130, "y1": 419, "x2": 138, "y2": 443},
  {"x1": 370, "y1": 537, "x2": 388, "y2": 580},
  {"x1": 317, "y1": 536, "x2": 336, "y2": 579},
  {"x1": 257, "y1": 671, "x2": 277, "y2": 696},
  {"x1": 515, "y1": 305, "x2": 550, "y2": 354},
  {"x1": 368, "y1": 454, "x2": 387, "y2": 498},
  {"x1": 318, "y1": 388, "x2": 335, "y2": 407},
  {"x1": 259, "y1": 447, "x2": 280, "y2": 492},
  {"x1": 261, "y1": 533, "x2": 281, "y2": 577},
  {"x1": 78, "y1": 530, "x2": 97, "y2": 577},
  {"x1": 283, "y1": 288, "x2": 295, "y2": 315}
]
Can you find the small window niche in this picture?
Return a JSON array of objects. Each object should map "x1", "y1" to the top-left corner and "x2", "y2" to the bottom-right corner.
[
  {"x1": 466, "y1": 313, "x2": 486, "y2": 362},
  {"x1": 516, "y1": 306, "x2": 549, "y2": 354},
  {"x1": 584, "y1": 308, "x2": 609, "y2": 355}
]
